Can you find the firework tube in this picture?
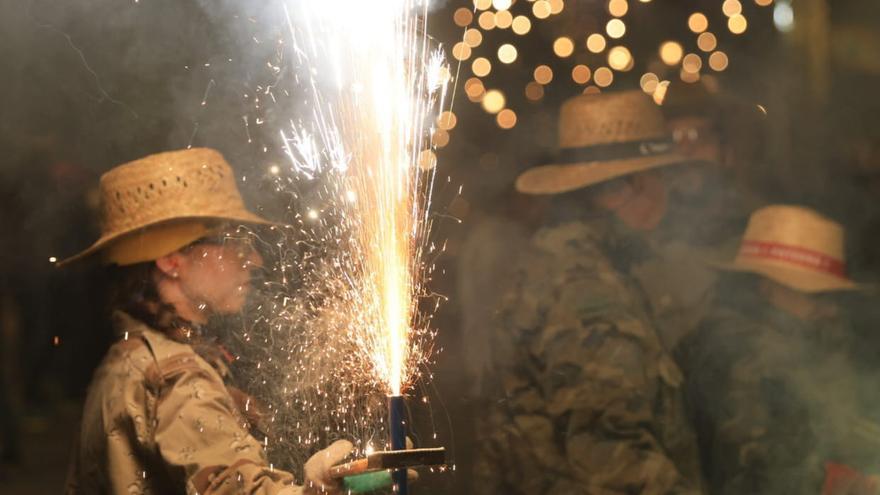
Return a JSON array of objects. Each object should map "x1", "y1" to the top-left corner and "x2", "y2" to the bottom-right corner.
[{"x1": 389, "y1": 395, "x2": 407, "y2": 495}]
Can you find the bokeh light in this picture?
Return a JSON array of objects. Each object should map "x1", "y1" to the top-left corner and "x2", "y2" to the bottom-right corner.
[
  {"x1": 472, "y1": 57, "x2": 492, "y2": 77},
  {"x1": 495, "y1": 10, "x2": 513, "y2": 29},
  {"x1": 525, "y1": 81, "x2": 545, "y2": 101},
  {"x1": 493, "y1": 0, "x2": 512, "y2": 10},
  {"x1": 572, "y1": 65, "x2": 592, "y2": 84},
  {"x1": 682, "y1": 53, "x2": 703, "y2": 73},
  {"x1": 432, "y1": 129, "x2": 450, "y2": 148},
  {"x1": 549, "y1": 0, "x2": 565, "y2": 15},
  {"x1": 697, "y1": 32, "x2": 717, "y2": 52},
  {"x1": 688, "y1": 13, "x2": 708, "y2": 33},
  {"x1": 773, "y1": 1, "x2": 794, "y2": 32},
  {"x1": 418, "y1": 149, "x2": 437, "y2": 171},
  {"x1": 474, "y1": 0, "x2": 492, "y2": 10},
  {"x1": 660, "y1": 41, "x2": 684, "y2": 65},
  {"x1": 680, "y1": 68, "x2": 700, "y2": 83},
  {"x1": 497, "y1": 43, "x2": 518, "y2": 64},
  {"x1": 756, "y1": 0, "x2": 773, "y2": 6},
  {"x1": 606, "y1": 18, "x2": 626, "y2": 39},
  {"x1": 587, "y1": 33, "x2": 607, "y2": 53},
  {"x1": 534, "y1": 64, "x2": 553, "y2": 84},
  {"x1": 454, "y1": 8, "x2": 474, "y2": 27},
  {"x1": 512, "y1": 15, "x2": 532, "y2": 35},
  {"x1": 594, "y1": 67, "x2": 614, "y2": 87},
  {"x1": 478, "y1": 11, "x2": 496, "y2": 29},
  {"x1": 608, "y1": 45, "x2": 633, "y2": 71},
  {"x1": 437, "y1": 111, "x2": 457, "y2": 131},
  {"x1": 464, "y1": 28, "x2": 483, "y2": 48},
  {"x1": 533, "y1": 0, "x2": 551, "y2": 19},
  {"x1": 464, "y1": 77, "x2": 486, "y2": 101},
  {"x1": 452, "y1": 42, "x2": 472, "y2": 61},
  {"x1": 728, "y1": 14, "x2": 748, "y2": 34},
  {"x1": 608, "y1": 0, "x2": 629, "y2": 17},
  {"x1": 640, "y1": 72, "x2": 659, "y2": 93},
  {"x1": 709, "y1": 50, "x2": 729, "y2": 71},
  {"x1": 553, "y1": 36, "x2": 575, "y2": 57},
  {"x1": 496, "y1": 108, "x2": 518, "y2": 129},
  {"x1": 482, "y1": 89, "x2": 506, "y2": 114},
  {"x1": 723, "y1": 0, "x2": 743, "y2": 16},
  {"x1": 653, "y1": 80, "x2": 670, "y2": 104}
]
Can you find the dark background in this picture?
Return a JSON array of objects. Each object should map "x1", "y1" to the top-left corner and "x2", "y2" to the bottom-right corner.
[{"x1": 1, "y1": 0, "x2": 879, "y2": 493}]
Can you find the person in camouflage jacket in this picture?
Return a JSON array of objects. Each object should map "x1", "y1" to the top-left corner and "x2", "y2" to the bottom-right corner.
[{"x1": 474, "y1": 90, "x2": 706, "y2": 494}]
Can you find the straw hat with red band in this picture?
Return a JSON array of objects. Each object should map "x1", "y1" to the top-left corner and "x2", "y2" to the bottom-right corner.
[
  {"x1": 714, "y1": 205, "x2": 860, "y2": 293},
  {"x1": 516, "y1": 90, "x2": 696, "y2": 195},
  {"x1": 58, "y1": 147, "x2": 274, "y2": 267}
]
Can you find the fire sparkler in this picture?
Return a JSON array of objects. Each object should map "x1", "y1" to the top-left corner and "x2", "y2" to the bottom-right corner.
[{"x1": 276, "y1": 0, "x2": 449, "y2": 490}]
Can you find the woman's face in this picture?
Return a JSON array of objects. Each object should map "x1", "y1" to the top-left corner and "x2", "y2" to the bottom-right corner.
[{"x1": 174, "y1": 235, "x2": 264, "y2": 315}]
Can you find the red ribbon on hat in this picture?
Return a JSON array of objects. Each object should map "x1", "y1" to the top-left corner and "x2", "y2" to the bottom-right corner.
[{"x1": 739, "y1": 240, "x2": 846, "y2": 278}]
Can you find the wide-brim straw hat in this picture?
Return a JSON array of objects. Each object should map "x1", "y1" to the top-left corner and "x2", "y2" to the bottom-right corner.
[
  {"x1": 58, "y1": 148, "x2": 272, "y2": 266},
  {"x1": 714, "y1": 205, "x2": 860, "y2": 293},
  {"x1": 516, "y1": 90, "x2": 693, "y2": 195}
]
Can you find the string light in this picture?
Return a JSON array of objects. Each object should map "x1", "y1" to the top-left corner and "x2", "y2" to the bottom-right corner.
[
  {"x1": 534, "y1": 65, "x2": 553, "y2": 84},
  {"x1": 512, "y1": 15, "x2": 532, "y2": 34},
  {"x1": 481, "y1": 89, "x2": 506, "y2": 114},
  {"x1": 553, "y1": 36, "x2": 575, "y2": 57},
  {"x1": 688, "y1": 13, "x2": 708, "y2": 33},
  {"x1": 697, "y1": 32, "x2": 717, "y2": 52},
  {"x1": 606, "y1": 19, "x2": 626, "y2": 39},
  {"x1": 587, "y1": 33, "x2": 607, "y2": 53},
  {"x1": 497, "y1": 44, "x2": 518, "y2": 64},
  {"x1": 659, "y1": 41, "x2": 684, "y2": 65},
  {"x1": 572, "y1": 65, "x2": 592, "y2": 84}
]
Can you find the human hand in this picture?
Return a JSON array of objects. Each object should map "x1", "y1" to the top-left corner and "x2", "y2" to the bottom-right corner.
[{"x1": 304, "y1": 440, "x2": 354, "y2": 494}]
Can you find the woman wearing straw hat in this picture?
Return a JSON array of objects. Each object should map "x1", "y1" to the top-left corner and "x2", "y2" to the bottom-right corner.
[
  {"x1": 677, "y1": 205, "x2": 880, "y2": 495},
  {"x1": 63, "y1": 148, "x2": 352, "y2": 494},
  {"x1": 475, "y1": 90, "x2": 705, "y2": 495}
]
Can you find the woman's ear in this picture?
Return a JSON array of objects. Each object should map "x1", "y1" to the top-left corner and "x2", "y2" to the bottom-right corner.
[{"x1": 155, "y1": 252, "x2": 183, "y2": 279}]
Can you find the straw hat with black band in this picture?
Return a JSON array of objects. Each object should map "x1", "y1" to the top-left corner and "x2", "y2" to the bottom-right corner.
[
  {"x1": 58, "y1": 147, "x2": 273, "y2": 267},
  {"x1": 714, "y1": 205, "x2": 860, "y2": 293},
  {"x1": 516, "y1": 90, "x2": 695, "y2": 195}
]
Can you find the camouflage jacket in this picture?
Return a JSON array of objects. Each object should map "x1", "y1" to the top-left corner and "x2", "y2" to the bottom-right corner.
[
  {"x1": 476, "y1": 220, "x2": 704, "y2": 495},
  {"x1": 677, "y1": 299, "x2": 880, "y2": 495},
  {"x1": 65, "y1": 311, "x2": 303, "y2": 495}
]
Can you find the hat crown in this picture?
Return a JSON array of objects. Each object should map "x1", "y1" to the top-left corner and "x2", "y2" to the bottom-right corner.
[
  {"x1": 98, "y1": 148, "x2": 247, "y2": 236},
  {"x1": 741, "y1": 205, "x2": 845, "y2": 261},
  {"x1": 558, "y1": 90, "x2": 668, "y2": 149}
]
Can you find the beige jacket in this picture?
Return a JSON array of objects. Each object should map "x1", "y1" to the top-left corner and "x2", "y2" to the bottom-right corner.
[{"x1": 65, "y1": 312, "x2": 303, "y2": 495}]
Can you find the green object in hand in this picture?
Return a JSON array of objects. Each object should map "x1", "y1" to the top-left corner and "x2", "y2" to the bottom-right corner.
[{"x1": 343, "y1": 470, "x2": 393, "y2": 493}]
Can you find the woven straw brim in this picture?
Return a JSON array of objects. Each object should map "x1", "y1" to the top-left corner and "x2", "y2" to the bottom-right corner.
[
  {"x1": 56, "y1": 211, "x2": 272, "y2": 267},
  {"x1": 515, "y1": 152, "x2": 692, "y2": 195},
  {"x1": 712, "y1": 259, "x2": 861, "y2": 293}
]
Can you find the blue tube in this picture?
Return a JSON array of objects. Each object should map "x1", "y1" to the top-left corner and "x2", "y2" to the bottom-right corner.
[{"x1": 388, "y1": 395, "x2": 407, "y2": 495}]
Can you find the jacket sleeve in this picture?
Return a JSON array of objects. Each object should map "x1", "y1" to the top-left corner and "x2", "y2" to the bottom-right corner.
[
  {"x1": 495, "y1": 228, "x2": 701, "y2": 495},
  {"x1": 144, "y1": 352, "x2": 304, "y2": 495}
]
